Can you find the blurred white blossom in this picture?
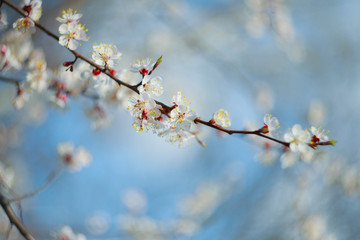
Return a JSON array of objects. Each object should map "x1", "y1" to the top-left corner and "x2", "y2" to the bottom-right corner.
[{"x1": 57, "y1": 142, "x2": 92, "y2": 172}]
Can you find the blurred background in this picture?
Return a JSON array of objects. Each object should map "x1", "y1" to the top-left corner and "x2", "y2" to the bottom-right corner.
[{"x1": 0, "y1": 0, "x2": 359, "y2": 239}]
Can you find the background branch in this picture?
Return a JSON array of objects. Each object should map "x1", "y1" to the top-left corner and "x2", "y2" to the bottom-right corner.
[{"x1": 0, "y1": 195, "x2": 35, "y2": 240}]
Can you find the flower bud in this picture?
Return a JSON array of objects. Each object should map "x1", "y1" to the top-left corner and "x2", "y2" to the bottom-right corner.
[
  {"x1": 92, "y1": 69, "x2": 101, "y2": 76},
  {"x1": 63, "y1": 61, "x2": 73, "y2": 67},
  {"x1": 109, "y1": 69, "x2": 116, "y2": 76}
]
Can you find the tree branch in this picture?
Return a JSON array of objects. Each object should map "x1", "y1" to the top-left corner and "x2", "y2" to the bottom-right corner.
[{"x1": 0, "y1": 0, "x2": 334, "y2": 150}]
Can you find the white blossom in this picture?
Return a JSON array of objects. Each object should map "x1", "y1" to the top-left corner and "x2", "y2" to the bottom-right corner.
[
  {"x1": 57, "y1": 142, "x2": 92, "y2": 172},
  {"x1": 13, "y1": 0, "x2": 42, "y2": 33},
  {"x1": 92, "y1": 43, "x2": 121, "y2": 69},
  {"x1": 310, "y1": 126, "x2": 329, "y2": 143},
  {"x1": 0, "y1": 44, "x2": 21, "y2": 71},
  {"x1": 263, "y1": 113, "x2": 279, "y2": 137},
  {"x1": 213, "y1": 109, "x2": 231, "y2": 128},
  {"x1": 58, "y1": 22, "x2": 88, "y2": 50},
  {"x1": 1, "y1": 30, "x2": 33, "y2": 64},
  {"x1": 54, "y1": 62, "x2": 91, "y2": 97},
  {"x1": 131, "y1": 57, "x2": 154, "y2": 76},
  {"x1": 138, "y1": 75, "x2": 164, "y2": 97},
  {"x1": 128, "y1": 93, "x2": 159, "y2": 119},
  {"x1": 169, "y1": 92, "x2": 196, "y2": 131},
  {"x1": 22, "y1": 0, "x2": 42, "y2": 21},
  {"x1": 284, "y1": 124, "x2": 311, "y2": 153},
  {"x1": 25, "y1": 70, "x2": 49, "y2": 92},
  {"x1": 28, "y1": 49, "x2": 46, "y2": 71},
  {"x1": 13, "y1": 17, "x2": 35, "y2": 34},
  {"x1": 24, "y1": 48, "x2": 49, "y2": 92},
  {"x1": 54, "y1": 226, "x2": 86, "y2": 240},
  {"x1": 56, "y1": 8, "x2": 82, "y2": 25},
  {"x1": 128, "y1": 93, "x2": 163, "y2": 132}
]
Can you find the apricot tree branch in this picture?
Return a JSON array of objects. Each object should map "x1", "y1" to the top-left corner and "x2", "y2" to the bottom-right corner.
[
  {"x1": 194, "y1": 118, "x2": 291, "y2": 147},
  {"x1": 0, "y1": 0, "x2": 334, "y2": 150}
]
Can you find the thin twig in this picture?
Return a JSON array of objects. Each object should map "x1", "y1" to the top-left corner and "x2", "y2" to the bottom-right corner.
[
  {"x1": 194, "y1": 118, "x2": 291, "y2": 147},
  {"x1": 9, "y1": 165, "x2": 63, "y2": 202}
]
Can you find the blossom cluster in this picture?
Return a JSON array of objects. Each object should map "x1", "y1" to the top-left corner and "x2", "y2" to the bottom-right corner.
[
  {"x1": 13, "y1": 0, "x2": 42, "y2": 33},
  {"x1": 0, "y1": 27, "x2": 93, "y2": 109},
  {"x1": 252, "y1": 114, "x2": 334, "y2": 168},
  {"x1": 128, "y1": 79, "x2": 197, "y2": 146},
  {"x1": 57, "y1": 8, "x2": 88, "y2": 50}
]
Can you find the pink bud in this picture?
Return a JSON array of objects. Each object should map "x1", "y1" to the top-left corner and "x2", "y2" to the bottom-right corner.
[
  {"x1": 17, "y1": 88, "x2": 23, "y2": 96},
  {"x1": 109, "y1": 69, "x2": 116, "y2": 76},
  {"x1": 260, "y1": 124, "x2": 269, "y2": 134},
  {"x1": 23, "y1": 5, "x2": 32, "y2": 14},
  {"x1": 0, "y1": 44, "x2": 6, "y2": 56},
  {"x1": 63, "y1": 61, "x2": 72, "y2": 67},
  {"x1": 92, "y1": 69, "x2": 101, "y2": 76},
  {"x1": 139, "y1": 68, "x2": 148, "y2": 76}
]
